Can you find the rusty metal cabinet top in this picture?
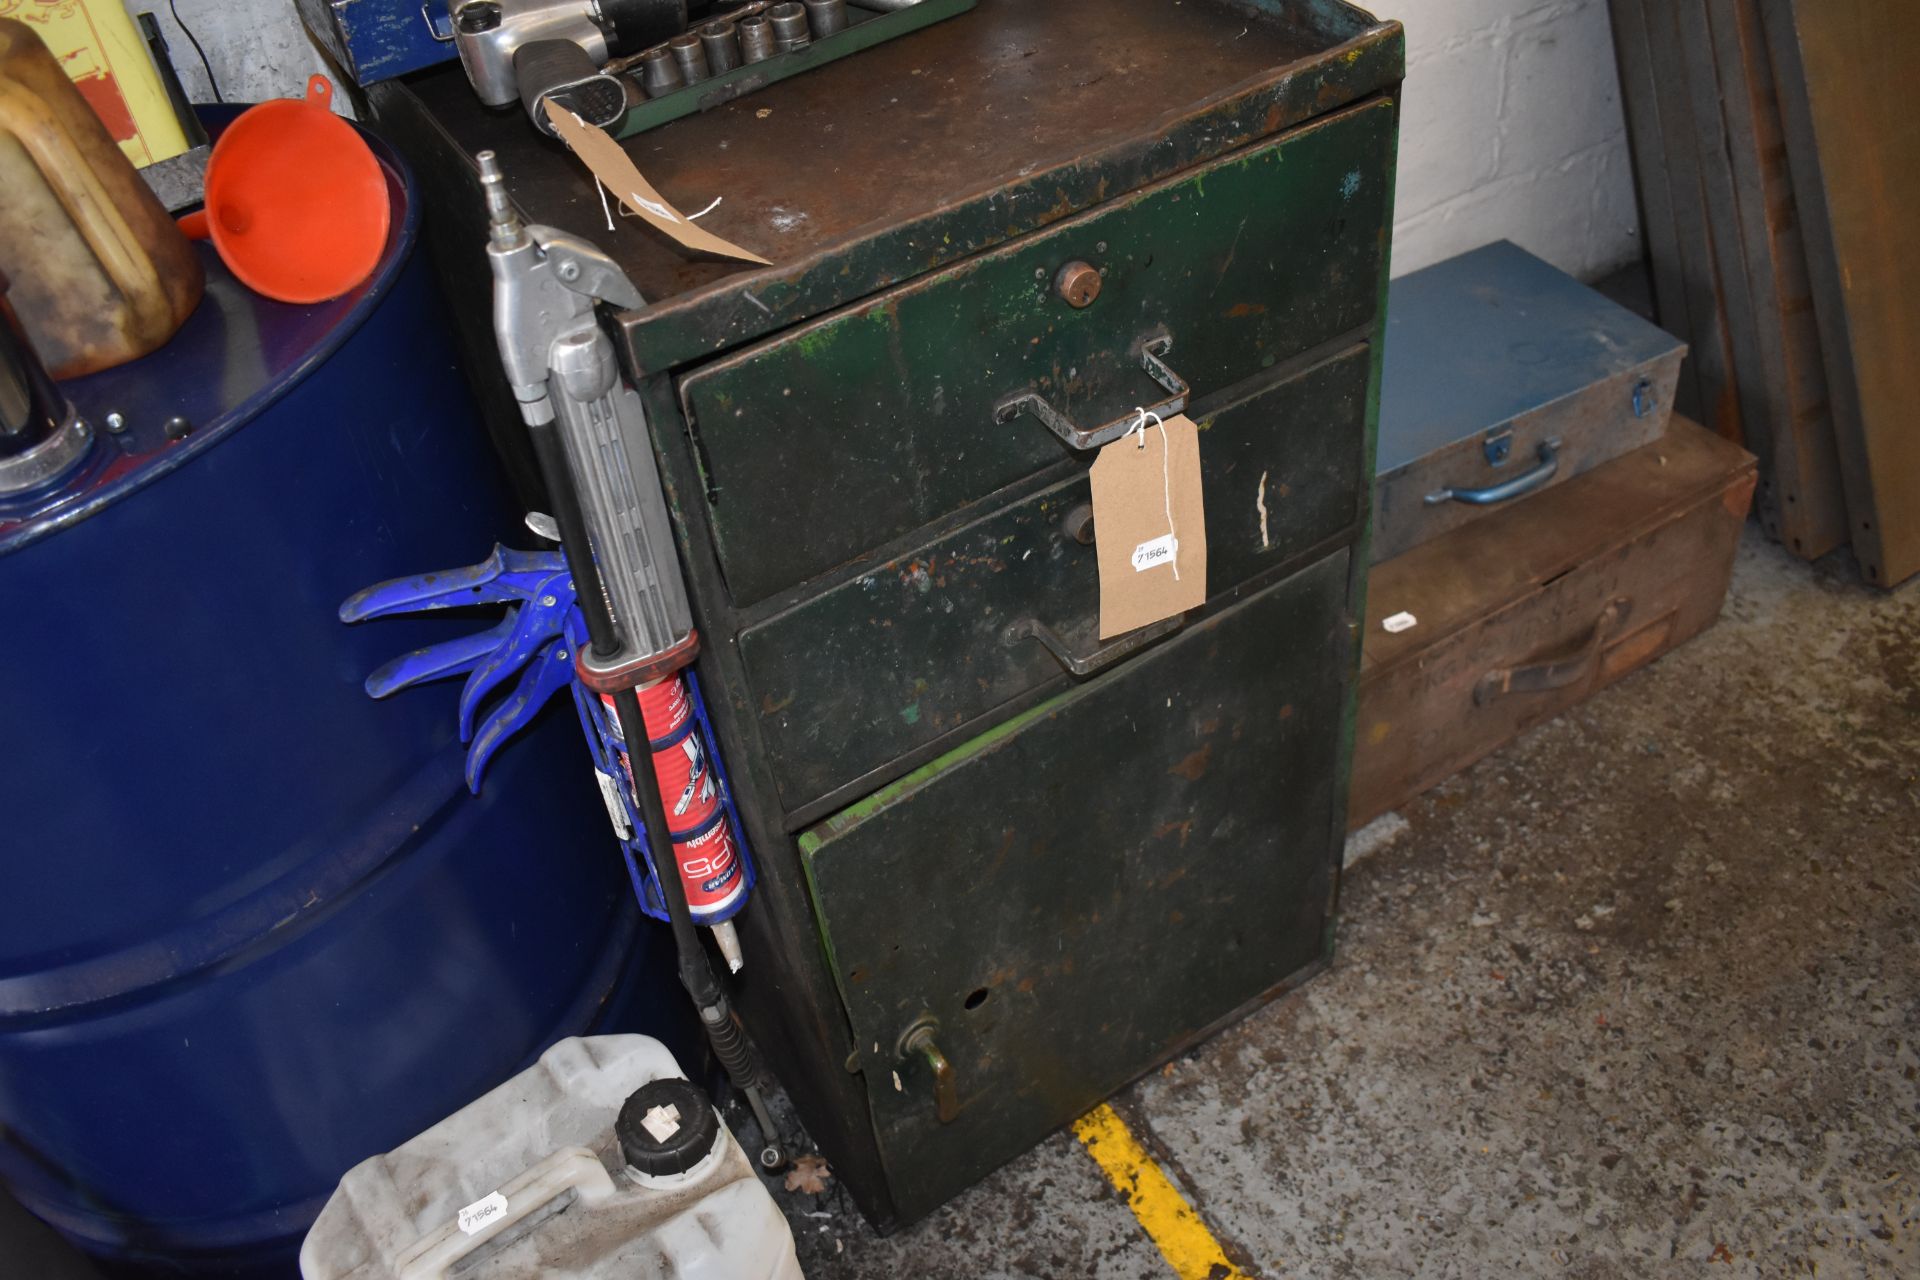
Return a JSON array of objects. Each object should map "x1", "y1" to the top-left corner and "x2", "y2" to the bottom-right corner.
[{"x1": 405, "y1": 0, "x2": 1403, "y2": 373}]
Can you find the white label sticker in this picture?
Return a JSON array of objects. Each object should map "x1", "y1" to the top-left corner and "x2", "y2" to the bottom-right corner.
[
  {"x1": 1383, "y1": 611, "x2": 1418, "y2": 634},
  {"x1": 457, "y1": 1191, "x2": 509, "y2": 1236},
  {"x1": 641, "y1": 1103, "x2": 683, "y2": 1143},
  {"x1": 1130, "y1": 533, "x2": 1179, "y2": 573},
  {"x1": 594, "y1": 770, "x2": 633, "y2": 840}
]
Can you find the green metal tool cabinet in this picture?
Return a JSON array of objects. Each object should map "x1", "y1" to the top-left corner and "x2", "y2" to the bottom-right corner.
[{"x1": 375, "y1": 0, "x2": 1404, "y2": 1229}]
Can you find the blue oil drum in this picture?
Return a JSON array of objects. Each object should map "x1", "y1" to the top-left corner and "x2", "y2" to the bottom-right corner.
[{"x1": 0, "y1": 117, "x2": 682, "y2": 1276}]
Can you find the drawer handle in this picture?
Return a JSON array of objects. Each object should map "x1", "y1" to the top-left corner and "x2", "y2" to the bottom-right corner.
[
  {"x1": 1004, "y1": 614, "x2": 1184, "y2": 679},
  {"x1": 993, "y1": 335, "x2": 1189, "y2": 451},
  {"x1": 1424, "y1": 438, "x2": 1563, "y2": 506},
  {"x1": 1473, "y1": 598, "x2": 1631, "y2": 705},
  {"x1": 899, "y1": 1020, "x2": 958, "y2": 1124}
]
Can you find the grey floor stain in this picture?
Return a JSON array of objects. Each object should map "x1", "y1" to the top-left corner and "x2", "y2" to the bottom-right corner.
[{"x1": 778, "y1": 529, "x2": 1920, "y2": 1278}]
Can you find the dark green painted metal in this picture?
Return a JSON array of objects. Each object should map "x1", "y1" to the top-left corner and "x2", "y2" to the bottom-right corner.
[
  {"x1": 799, "y1": 554, "x2": 1352, "y2": 1223},
  {"x1": 680, "y1": 100, "x2": 1395, "y2": 605},
  {"x1": 612, "y1": 0, "x2": 977, "y2": 139},
  {"x1": 374, "y1": 0, "x2": 1406, "y2": 1231},
  {"x1": 740, "y1": 338, "x2": 1373, "y2": 811}
]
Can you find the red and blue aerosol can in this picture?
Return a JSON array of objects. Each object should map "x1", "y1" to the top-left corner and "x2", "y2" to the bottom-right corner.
[{"x1": 600, "y1": 673, "x2": 750, "y2": 972}]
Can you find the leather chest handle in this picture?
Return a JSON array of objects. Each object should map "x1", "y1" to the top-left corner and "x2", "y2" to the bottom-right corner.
[{"x1": 1473, "y1": 598, "x2": 1632, "y2": 706}]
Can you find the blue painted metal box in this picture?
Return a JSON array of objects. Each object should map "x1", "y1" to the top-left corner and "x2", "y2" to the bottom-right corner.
[
  {"x1": 295, "y1": 0, "x2": 457, "y2": 86},
  {"x1": 1372, "y1": 240, "x2": 1689, "y2": 564}
]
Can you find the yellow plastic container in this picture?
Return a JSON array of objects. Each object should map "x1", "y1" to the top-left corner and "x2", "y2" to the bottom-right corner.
[{"x1": 0, "y1": 17, "x2": 201, "y2": 378}]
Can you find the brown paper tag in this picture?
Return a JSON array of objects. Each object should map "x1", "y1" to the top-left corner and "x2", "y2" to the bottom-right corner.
[
  {"x1": 543, "y1": 101, "x2": 772, "y2": 266},
  {"x1": 1089, "y1": 413, "x2": 1207, "y2": 638}
]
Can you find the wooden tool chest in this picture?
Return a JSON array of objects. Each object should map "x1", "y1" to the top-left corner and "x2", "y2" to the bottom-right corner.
[
  {"x1": 374, "y1": 0, "x2": 1404, "y2": 1228},
  {"x1": 1351, "y1": 419, "x2": 1757, "y2": 829}
]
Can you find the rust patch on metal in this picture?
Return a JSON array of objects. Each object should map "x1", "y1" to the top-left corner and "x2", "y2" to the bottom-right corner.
[
  {"x1": 417, "y1": 0, "x2": 1401, "y2": 376},
  {"x1": 1169, "y1": 743, "x2": 1213, "y2": 781},
  {"x1": 1154, "y1": 818, "x2": 1194, "y2": 848}
]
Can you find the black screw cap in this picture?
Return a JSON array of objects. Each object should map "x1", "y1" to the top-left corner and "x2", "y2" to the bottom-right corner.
[{"x1": 616, "y1": 1078, "x2": 721, "y2": 1177}]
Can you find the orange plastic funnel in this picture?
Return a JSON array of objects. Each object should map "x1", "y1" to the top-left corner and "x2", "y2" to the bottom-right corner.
[{"x1": 186, "y1": 76, "x2": 389, "y2": 304}]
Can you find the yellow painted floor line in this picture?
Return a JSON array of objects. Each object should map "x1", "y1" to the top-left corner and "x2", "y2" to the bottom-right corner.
[{"x1": 1072, "y1": 1102, "x2": 1251, "y2": 1280}]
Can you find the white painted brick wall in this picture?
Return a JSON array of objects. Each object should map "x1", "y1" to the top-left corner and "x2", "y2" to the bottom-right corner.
[{"x1": 1390, "y1": 0, "x2": 1641, "y2": 280}]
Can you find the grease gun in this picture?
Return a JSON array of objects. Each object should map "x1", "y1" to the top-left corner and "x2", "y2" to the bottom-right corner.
[{"x1": 481, "y1": 149, "x2": 785, "y2": 1172}]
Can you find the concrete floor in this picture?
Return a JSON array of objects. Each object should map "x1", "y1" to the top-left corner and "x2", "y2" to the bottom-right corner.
[{"x1": 781, "y1": 528, "x2": 1920, "y2": 1278}]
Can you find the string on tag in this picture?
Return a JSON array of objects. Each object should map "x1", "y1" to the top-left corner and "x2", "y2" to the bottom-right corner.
[
  {"x1": 595, "y1": 177, "x2": 615, "y2": 232},
  {"x1": 562, "y1": 111, "x2": 680, "y2": 225},
  {"x1": 561, "y1": 112, "x2": 616, "y2": 232},
  {"x1": 1127, "y1": 406, "x2": 1161, "y2": 449},
  {"x1": 1157, "y1": 417, "x2": 1179, "y2": 581},
  {"x1": 1125, "y1": 408, "x2": 1180, "y2": 581}
]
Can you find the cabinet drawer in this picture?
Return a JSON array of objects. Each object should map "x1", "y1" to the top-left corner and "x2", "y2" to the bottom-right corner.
[
  {"x1": 680, "y1": 99, "x2": 1395, "y2": 606},
  {"x1": 798, "y1": 552, "x2": 1352, "y2": 1223},
  {"x1": 741, "y1": 341, "x2": 1371, "y2": 813}
]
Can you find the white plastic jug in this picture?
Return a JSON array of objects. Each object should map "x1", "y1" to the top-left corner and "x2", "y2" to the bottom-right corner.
[{"x1": 300, "y1": 1036, "x2": 804, "y2": 1280}]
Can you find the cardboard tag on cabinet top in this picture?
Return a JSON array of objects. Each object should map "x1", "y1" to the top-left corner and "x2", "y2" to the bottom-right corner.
[
  {"x1": 543, "y1": 101, "x2": 771, "y2": 265},
  {"x1": 1090, "y1": 414, "x2": 1207, "y2": 638}
]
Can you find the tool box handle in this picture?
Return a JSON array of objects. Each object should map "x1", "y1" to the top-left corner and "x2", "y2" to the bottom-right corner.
[
  {"x1": 1424, "y1": 438, "x2": 1563, "y2": 507},
  {"x1": 993, "y1": 334, "x2": 1189, "y2": 450},
  {"x1": 1473, "y1": 598, "x2": 1631, "y2": 706}
]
